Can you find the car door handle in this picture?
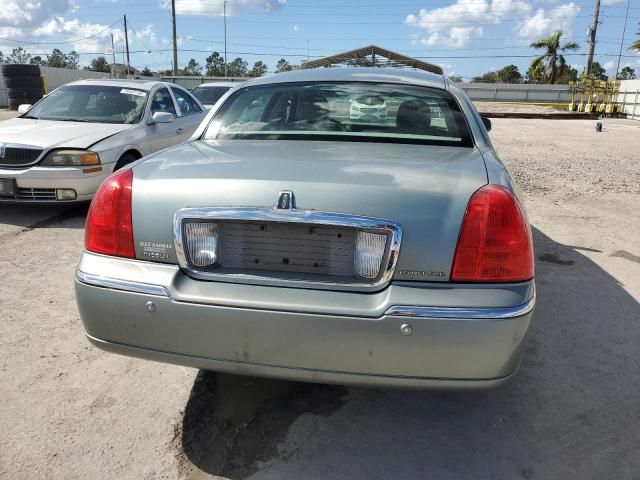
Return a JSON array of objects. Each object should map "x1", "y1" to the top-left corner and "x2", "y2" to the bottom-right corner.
[{"x1": 176, "y1": 128, "x2": 184, "y2": 135}]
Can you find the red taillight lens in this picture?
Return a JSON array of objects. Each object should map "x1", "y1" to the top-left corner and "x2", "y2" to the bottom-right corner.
[
  {"x1": 85, "y1": 168, "x2": 135, "y2": 258},
  {"x1": 451, "y1": 184, "x2": 533, "y2": 282}
]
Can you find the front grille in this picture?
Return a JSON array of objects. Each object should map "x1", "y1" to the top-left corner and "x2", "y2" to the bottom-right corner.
[
  {"x1": 219, "y1": 221, "x2": 356, "y2": 276},
  {"x1": 15, "y1": 187, "x2": 57, "y2": 200},
  {"x1": 0, "y1": 145, "x2": 43, "y2": 167}
]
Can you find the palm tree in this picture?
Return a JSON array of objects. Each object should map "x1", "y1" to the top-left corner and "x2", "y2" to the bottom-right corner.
[
  {"x1": 530, "y1": 30, "x2": 580, "y2": 84},
  {"x1": 631, "y1": 28, "x2": 640, "y2": 52}
]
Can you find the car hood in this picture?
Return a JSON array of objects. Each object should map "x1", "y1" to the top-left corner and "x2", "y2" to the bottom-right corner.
[
  {"x1": 0, "y1": 118, "x2": 133, "y2": 149},
  {"x1": 131, "y1": 140, "x2": 489, "y2": 282}
]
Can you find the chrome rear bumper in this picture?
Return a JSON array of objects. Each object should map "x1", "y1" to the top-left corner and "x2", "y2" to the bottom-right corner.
[{"x1": 75, "y1": 252, "x2": 535, "y2": 389}]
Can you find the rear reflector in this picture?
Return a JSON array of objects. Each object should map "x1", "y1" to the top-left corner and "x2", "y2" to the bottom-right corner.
[
  {"x1": 451, "y1": 184, "x2": 534, "y2": 283},
  {"x1": 354, "y1": 231, "x2": 387, "y2": 279},
  {"x1": 85, "y1": 168, "x2": 135, "y2": 258}
]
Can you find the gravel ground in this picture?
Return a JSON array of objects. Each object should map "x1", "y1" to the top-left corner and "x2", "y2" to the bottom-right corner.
[{"x1": 0, "y1": 116, "x2": 639, "y2": 480}]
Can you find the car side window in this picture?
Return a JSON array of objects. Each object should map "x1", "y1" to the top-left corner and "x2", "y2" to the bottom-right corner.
[
  {"x1": 171, "y1": 87, "x2": 202, "y2": 116},
  {"x1": 151, "y1": 88, "x2": 176, "y2": 116}
]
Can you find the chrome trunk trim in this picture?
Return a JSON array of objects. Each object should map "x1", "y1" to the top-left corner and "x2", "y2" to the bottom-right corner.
[
  {"x1": 385, "y1": 294, "x2": 535, "y2": 319},
  {"x1": 174, "y1": 207, "x2": 402, "y2": 292},
  {"x1": 76, "y1": 270, "x2": 170, "y2": 297}
]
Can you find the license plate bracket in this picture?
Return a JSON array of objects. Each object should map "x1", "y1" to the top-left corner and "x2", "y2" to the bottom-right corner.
[{"x1": 0, "y1": 177, "x2": 17, "y2": 197}]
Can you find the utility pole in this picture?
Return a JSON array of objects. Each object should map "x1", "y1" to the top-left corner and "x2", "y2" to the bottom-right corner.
[
  {"x1": 171, "y1": 0, "x2": 178, "y2": 75},
  {"x1": 224, "y1": 0, "x2": 228, "y2": 77},
  {"x1": 110, "y1": 33, "x2": 116, "y2": 78},
  {"x1": 585, "y1": 0, "x2": 600, "y2": 76},
  {"x1": 124, "y1": 15, "x2": 131, "y2": 77},
  {"x1": 615, "y1": 0, "x2": 631, "y2": 79}
]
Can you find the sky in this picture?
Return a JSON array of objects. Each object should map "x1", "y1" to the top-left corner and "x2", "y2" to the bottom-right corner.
[{"x1": 0, "y1": 0, "x2": 639, "y2": 79}]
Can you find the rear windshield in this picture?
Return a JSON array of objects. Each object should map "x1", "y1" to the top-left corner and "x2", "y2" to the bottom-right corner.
[{"x1": 203, "y1": 82, "x2": 472, "y2": 147}]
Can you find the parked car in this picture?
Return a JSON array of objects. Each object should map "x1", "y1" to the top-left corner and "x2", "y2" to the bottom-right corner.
[
  {"x1": 190, "y1": 81, "x2": 237, "y2": 108},
  {"x1": 349, "y1": 94, "x2": 387, "y2": 123},
  {"x1": 0, "y1": 79, "x2": 205, "y2": 202},
  {"x1": 75, "y1": 67, "x2": 535, "y2": 389}
]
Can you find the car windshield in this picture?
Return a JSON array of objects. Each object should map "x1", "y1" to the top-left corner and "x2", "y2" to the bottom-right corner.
[
  {"x1": 191, "y1": 85, "x2": 232, "y2": 105},
  {"x1": 25, "y1": 85, "x2": 148, "y2": 124},
  {"x1": 203, "y1": 82, "x2": 473, "y2": 147}
]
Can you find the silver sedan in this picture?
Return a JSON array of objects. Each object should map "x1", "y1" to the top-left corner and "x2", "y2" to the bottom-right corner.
[
  {"x1": 75, "y1": 67, "x2": 535, "y2": 389},
  {"x1": 0, "y1": 79, "x2": 206, "y2": 202}
]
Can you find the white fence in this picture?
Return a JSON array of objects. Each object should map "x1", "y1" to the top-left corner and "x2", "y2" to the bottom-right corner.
[
  {"x1": 0, "y1": 65, "x2": 112, "y2": 107},
  {"x1": 458, "y1": 83, "x2": 571, "y2": 103},
  {"x1": 618, "y1": 79, "x2": 640, "y2": 121}
]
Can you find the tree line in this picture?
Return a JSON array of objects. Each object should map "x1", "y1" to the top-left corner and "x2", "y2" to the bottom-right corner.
[
  {"x1": 465, "y1": 30, "x2": 637, "y2": 84},
  {"x1": 0, "y1": 46, "x2": 80, "y2": 70},
  {"x1": 0, "y1": 46, "x2": 300, "y2": 78},
  {"x1": 156, "y1": 54, "x2": 300, "y2": 77}
]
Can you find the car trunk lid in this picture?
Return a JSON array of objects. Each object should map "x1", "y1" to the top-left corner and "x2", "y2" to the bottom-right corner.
[{"x1": 131, "y1": 139, "x2": 487, "y2": 283}]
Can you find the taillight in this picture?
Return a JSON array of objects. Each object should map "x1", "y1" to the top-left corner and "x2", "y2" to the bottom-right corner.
[
  {"x1": 85, "y1": 168, "x2": 135, "y2": 258},
  {"x1": 451, "y1": 184, "x2": 533, "y2": 282}
]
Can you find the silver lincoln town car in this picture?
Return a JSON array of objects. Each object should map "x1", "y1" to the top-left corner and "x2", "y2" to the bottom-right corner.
[{"x1": 75, "y1": 67, "x2": 535, "y2": 389}]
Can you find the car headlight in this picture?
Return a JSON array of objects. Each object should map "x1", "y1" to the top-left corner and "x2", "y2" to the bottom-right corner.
[{"x1": 40, "y1": 150, "x2": 101, "y2": 167}]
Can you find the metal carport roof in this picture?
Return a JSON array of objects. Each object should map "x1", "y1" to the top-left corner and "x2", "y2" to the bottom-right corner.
[{"x1": 302, "y1": 45, "x2": 443, "y2": 75}]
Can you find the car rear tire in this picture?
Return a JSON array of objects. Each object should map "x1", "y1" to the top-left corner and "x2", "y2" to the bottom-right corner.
[
  {"x1": 4, "y1": 76, "x2": 45, "y2": 89},
  {"x1": 8, "y1": 86, "x2": 44, "y2": 98},
  {"x1": 114, "y1": 153, "x2": 140, "y2": 171}
]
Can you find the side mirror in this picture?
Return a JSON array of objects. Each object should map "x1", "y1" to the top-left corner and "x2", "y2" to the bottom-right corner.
[
  {"x1": 481, "y1": 116, "x2": 492, "y2": 132},
  {"x1": 18, "y1": 104, "x2": 32, "y2": 114},
  {"x1": 149, "y1": 111, "x2": 174, "y2": 125}
]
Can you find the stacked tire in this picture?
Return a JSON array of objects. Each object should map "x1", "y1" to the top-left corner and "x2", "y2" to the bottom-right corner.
[{"x1": 1, "y1": 64, "x2": 45, "y2": 110}]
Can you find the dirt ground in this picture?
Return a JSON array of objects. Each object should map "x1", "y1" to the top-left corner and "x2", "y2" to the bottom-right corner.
[
  {"x1": 1, "y1": 116, "x2": 639, "y2": 480},
  {"x1": 475, "y1": 101, "x2": 566, "y2": 114}
]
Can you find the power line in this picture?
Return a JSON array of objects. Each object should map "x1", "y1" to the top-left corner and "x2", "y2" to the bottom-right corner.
[
  {"x1": 15, "y1": 48, "x2": 637, "y2": 59},
  {"x1": 0, "y1": 19, "x2": 121, "y2": 45},
  {"x1": 126, "y1": 20, "x2": 154, "y2": 53},
  {"x1": 75, "y1": 0, "x2": 640, "y2": 10},
  {"x1": 615, "y1": 0, "x2": 631, "y2": 78}
]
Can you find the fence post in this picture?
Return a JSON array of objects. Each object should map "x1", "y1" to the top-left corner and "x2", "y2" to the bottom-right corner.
[
  {"x1": 494, "y1": 87, "x2": 498, "y2": 101},
  {"x1": 633, "y1": 90, "x2": 639, "y2": 120}
]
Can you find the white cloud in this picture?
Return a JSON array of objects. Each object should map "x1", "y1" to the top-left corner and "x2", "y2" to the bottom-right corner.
[
  {"x1": 421, "y1": 27, "x2": 484, "y2": 47},
  {"x1": 0, "y1": 0, "x2": 72, "y2": 28},
  {"x1": 163, "y1": 0, "x2": 286, "y2": 16},
  {"x1": 293, "y1": 24, "x2": 299, "y2": 32},
  {"x1": 406, "y1": 0, "x2": 531, "y2": 48},
  {"x1": 32, "y1": 17, "x2": 156, "y2": 55},
  {"x1": 0, "y1": 26, "x2": 23, "y2": 37},
  {"x1": 603, "y1": 60, "x2": 616, "y2": 70},
  {"x1": 601, "y1": 0, "x2": 624, "y2": 4},
  {"x1": 517, "y1": 3, "x2": 580, "y2": 38}
]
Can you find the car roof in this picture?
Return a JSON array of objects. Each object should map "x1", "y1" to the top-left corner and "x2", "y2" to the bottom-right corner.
[
  {"x1": 241, "y1": 67, "x2": 446, "y2": 90},
  {"x1": 196, "y1": 81, "x2": 239, "y2": 88},
  {"x1": 67, "y1": 78, "x2": 181, "y2": 91}
]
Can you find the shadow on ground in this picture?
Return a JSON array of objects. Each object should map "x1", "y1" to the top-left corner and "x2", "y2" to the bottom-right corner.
[
  {"x1": 0, "y1": 203, "x2": 88, "y2": 234},
  {"x1": 177, "y1": 227, "x2": 640, "y2": 480}
]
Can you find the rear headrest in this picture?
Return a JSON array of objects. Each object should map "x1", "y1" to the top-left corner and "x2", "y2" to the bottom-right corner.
[
  {"x1": 295, "y1": 93, "x2": 330, "y2": 121},
  {"x1": 396, "y1": 100, "x2": 431, "y2": 133}
]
